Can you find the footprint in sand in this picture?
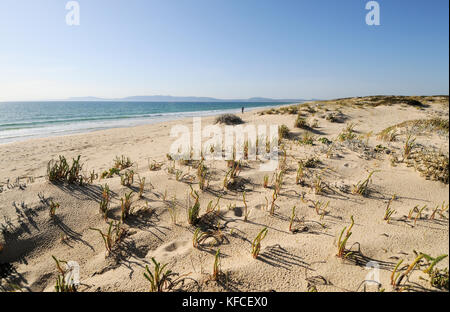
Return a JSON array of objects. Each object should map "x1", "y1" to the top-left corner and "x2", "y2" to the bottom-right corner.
[{"x1": 149, "y1": 240, "x2": 190, "y2": 260}]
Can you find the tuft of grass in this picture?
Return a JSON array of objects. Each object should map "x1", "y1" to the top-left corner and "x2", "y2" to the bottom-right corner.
[
  {"x1": 114, "y1": 155, "x2": 133, "y2": 170},
  {"x1": 193, "y1": 227, "x2": 209, "y2": 248},
  {"x1": 90, "y1": 221, "x2": 126, "y2": 255},
  {"x1": 298, "y1": 132, "x2": 314, "y2": 145},
  {"x1": 251, "y1": 227, "x2": 268, "y2": 259},
  {"x1": 49, "y1": 200, "x2": 60, "y2": 218},
  {"x1": 143, "y1": 257, "x2": 178, "y2": 292},
  {"x1": 274, "y1": 170, "x2": 283, "y2": 194},
  {"x1": 337, "y1": 216, "x2": 354, "y2": 259},
  {"x1": 138, "y1": 176, "x2": 145, "y2": 198},
  {"x1": 148, "y1": 159, "x2": 163, "y2": 171},
  {"x1": 197, "y1": 161, "x2": 208, "y2": 190},
  {"x1": 403, "y1": 134, "x2": 416, "y2": 159},
  {"x1": 263, "y1": 174, "x2": 269, "y2": 188},
  {"x1": 313, "y1": 200, "x2": 329, "y2": 216},
  {"x1": 120, "y1": 169, "x2": 135, "y2": 186},
  {"x1": 243, "y1": 191, "x2": 250, "y2": 222},
  {"x1": 289, "y1": 206, "x2": 296, "y2": 233},
  {"x1": 101, "y1": 167, "x2": 120, "y2": 179},
  {"x1": 312, "y1": 176, "x2": 324, "y2": 195},
  {"x1": 52, "y1": 256, "x2": 76, "y2": 292},
  {"x1": 294, "y1": 115, "x2": 309, "y2": 129},
  {"x1": 187, "y1": 186, "x2": 201, "y2": 225},
  {"x1": 212, "y1": 249, "x2": 221, "y2": 281},
  {"x1": 352, "y1": 170, "x2": 379, "y2": 196},
  {"x1": 120, "y1": 191, "x2": 134, "y2": 222},
  {"x1": 164, "y1": 195, "x2": 177, "y2": 225},
  {"x1": 318, "y1": 137, "x2": 332, "y2": 145},
  {"x1": 270, "y1": 189, "x2": 278, "y2": 215},
  {"x1": 337, "y1": 123, "x2": 357, "y2": 142},
  {"x1": 278, "y1": 124, "x2": 290, "y2": 139},
  {"x1": 295, "y1": 162, "x2": 305, "y2": 185},
  {"x1": 383, "y1": 196, "x2": 396, "y2": 223},
  {"x1": 99, "y1": 184, "x2": 110, "y2": 220},
  {"x1": 47, "y1": 155, "x2": 84, "y2": 185}
]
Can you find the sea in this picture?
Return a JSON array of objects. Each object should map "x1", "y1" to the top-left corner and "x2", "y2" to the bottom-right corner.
[{"x1": 0, "y1": 101, "x2": 298, "y2": 144}]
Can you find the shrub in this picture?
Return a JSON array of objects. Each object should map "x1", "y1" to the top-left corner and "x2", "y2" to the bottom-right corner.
[
  {"x1": 215, "y1": 114, "x2": 244, "y2": 125},
  {"x1": 278, "y1": 125, "x2": 290, "y2": 139}
]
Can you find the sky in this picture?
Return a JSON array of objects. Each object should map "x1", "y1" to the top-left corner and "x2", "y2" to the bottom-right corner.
[{"x1": 0, "y1": 0, "x2": 448, "y2": 101}]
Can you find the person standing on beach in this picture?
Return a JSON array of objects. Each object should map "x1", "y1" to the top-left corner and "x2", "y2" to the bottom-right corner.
[{"x1": 241, "y1": 106, "x2": 244, "y2": 113}]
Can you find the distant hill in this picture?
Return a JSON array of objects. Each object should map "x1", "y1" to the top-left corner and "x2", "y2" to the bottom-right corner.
[{"x1": 65, "y1": 95, "x2": 310, "y2": 102}]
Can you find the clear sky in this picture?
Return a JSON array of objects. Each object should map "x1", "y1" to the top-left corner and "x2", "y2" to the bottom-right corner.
[{"x1": 0, "y1": 0, "x2": 448, "y2": 101}]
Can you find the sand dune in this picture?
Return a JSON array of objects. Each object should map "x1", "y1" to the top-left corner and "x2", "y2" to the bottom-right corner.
[{"x1": 0, "y1": 96, "x2": 448, "y2": 292}]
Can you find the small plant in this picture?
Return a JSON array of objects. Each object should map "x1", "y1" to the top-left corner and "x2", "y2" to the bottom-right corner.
[
  {"x1": 167, "y1": 195, "x2": 178, "y2": 224},
  {"x1": 243, "y1": 191, "x2": 249, "y2": 222},
  {"x1": 87, "y1": 170, "x2": 98, "y2": 183},
  {"x1": 338, "y1": 123, "x2": 357, "y2": 142},
  {"x1": 47, "y1": 155, "x2": 84, "y2": 185},
  {"x1": 101, "y1": 167, "x2": 120, "y2": 179},
  {"x1": 120, "y1": 169, "x2": 135, "y2": 186},
  {"x1": 52, "y1": 256, "x2": 76, "y2": 292},
  {"x1": 148, "y1": 159, "x2": 163, "y2": 171},
  {"x1": 413, "y1": 205, "x2": 427, "y2": 225},
  {"x1": 289, "y1": 206, "x2": 296, "y2": 233},
  {"x1": 114, "y1": 155, "x2": 133, "y2": 170},
  {"x1": 263, "y1": 174, "x2": 269, "y2": 188},
  {"x1": 270, "y1": 189, "x2": 278, "y2": 215},
  {"x1": 298, "y1": 132, "x2": 314, "y2": 145},
  {"x1": 197, "y1": 162, "x2": 208, "y2": 190},
  {"x1": 120, "y1": 191, "x2": 134, "y2": 221},
  {"x1": 313, "y1": 200, "x2": 329, "y2": 216},
  {"x1": 318, "y1": 137, "x2": 332, "y2": 145},
  {"x1": 337, "y1": 216, "x2": 354, "y2": 259},
  {"x1": 138, "y1": 176, "x2": 145, "y2": 198},
  {"x1": 206, "y1": 195, "x2": 221, "y2": 214},
  {"x1": 312, "y1": 176, "x2": 324, "y2": 195},
  {"x1": 212, "y1": 249, "x2": 221, "y2": 281},
  {"x1": 278, "y1": 124, "x2": 290, "y2": 139},
  {"x1": 90, "y1": 221, "x2": 126, "y2": 255},
  {"x1": 391, "y1": 259, "x2": 404, "y2": 288},
  {"x1": 352, "y1": 170, "x2": 379, "y2": 196},
  {"x1": 193, "y1": 227, "x2": 209, "y2": 248},
  {"x1": 143, "y1": 257, "x2": 178, "y2": 292},
  {"x1": 295, "y1": 115, "x2": 309, "y2": 129},
  {"x1": 99, "y1": 184, "x2": 110, "y2": 220},
  {"x1": 295, "y1": 162, "x2": 305, "y2": 185},
  {"x1": 187, "y1": 185, "x2": 201, "y2": 225},
  {"x1": 274, "y1": 170, "x2": 283, "y2": 194},
  {"x1": 49, "y1": 200, "x2": 60, "y2": 217},
  {"x1": 251, "y1": 228, "x2": 268, "y2": 259},
  {"x1": 383, "y1": 196, "x2": 396, "y2": 223},
  {"x1": 403, "y1": 134, "x2": 416, "y2": 159}
]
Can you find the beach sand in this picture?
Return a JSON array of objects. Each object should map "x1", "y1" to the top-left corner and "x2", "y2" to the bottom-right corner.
[{"x1": 0, "y1": 95, "x2": 448, "y2": 292}]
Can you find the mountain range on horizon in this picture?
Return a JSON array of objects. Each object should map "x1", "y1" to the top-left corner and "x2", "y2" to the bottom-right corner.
[{"x1": 63, "y1": 95, "x2": 314, "y2": 102}]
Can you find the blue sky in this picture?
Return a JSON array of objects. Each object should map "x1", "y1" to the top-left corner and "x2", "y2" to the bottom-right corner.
[{"x1": 0, "y1": 0, "x2": 448, "y2": 101}]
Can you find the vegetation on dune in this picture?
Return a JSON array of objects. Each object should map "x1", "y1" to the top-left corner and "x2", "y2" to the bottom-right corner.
[{"x1": 214, "y1": 114, "x2": 244, "y2": 125}]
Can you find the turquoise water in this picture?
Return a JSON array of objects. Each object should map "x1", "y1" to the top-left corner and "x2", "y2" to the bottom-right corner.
[{"x1": 0, "y1": 101, "x2": 296, "y2": 144}]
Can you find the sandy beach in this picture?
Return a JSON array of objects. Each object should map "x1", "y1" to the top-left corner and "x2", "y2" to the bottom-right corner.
[{"x1": 0, "y1": 95, "x2": 448, "y2": 292}]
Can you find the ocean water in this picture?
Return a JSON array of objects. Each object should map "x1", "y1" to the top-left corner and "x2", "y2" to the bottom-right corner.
[{"x1": 0, "y1": 101, "x2": 297, "y2": 144}]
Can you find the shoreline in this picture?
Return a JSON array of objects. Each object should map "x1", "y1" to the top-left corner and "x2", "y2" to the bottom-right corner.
[{"x1": 0, "y1": 102, "x2": 300, "y2": 146}]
